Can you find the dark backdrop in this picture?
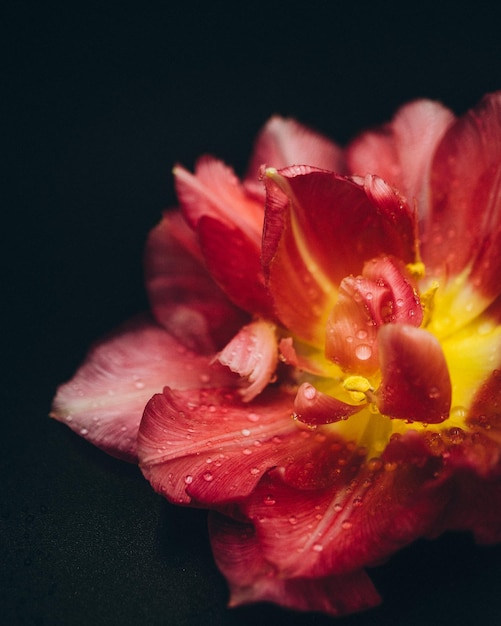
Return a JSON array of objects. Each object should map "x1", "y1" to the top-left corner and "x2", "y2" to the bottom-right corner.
[{"x1": 4, "y1": 2, "x2": 501, "y2": 625}]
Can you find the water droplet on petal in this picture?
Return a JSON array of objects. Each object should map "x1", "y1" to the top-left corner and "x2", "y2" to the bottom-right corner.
[
  {"x1": 368, "y1": 457, "x2": 383, "y2": 472},
  {"x1": 341, "y1": 520, "x2": 352, "y2": 530},
  {"x1": 250, "y1": 467, "x2": 260, "y2": 475},
  {"x1": 203, "y1": 471, "x2": 213, "y2": 482},
  {"x1": 289, "y1": 515, "x2": 298, "y2": 525},
  {"x1": 241, "y1": 428, "x2": 251, "y2": 437},
  {"x1": 247, "y1": 412, "x2": 260, "y2": 422},
  {"x1": 355, "y1": 344, "x2": 372, "y2": 360},
  {"x1": 312, "y1": 543, "x2": 324, "y2": 552},
  {"x1": 263, "y1": 495, "x2": 276, "y2": 506},
  {"x1": 303, "y1": 384, "x2": 316, "y2": 400},
  {"x1": 184, "y1": 475, "x2": 193, "y2": 484},
  {"x1": 428, "y1": 386, "x2": 440, "y2": 399},
  {"x1": 80, "y1": 428, "x2": 89, "y2": 435}
]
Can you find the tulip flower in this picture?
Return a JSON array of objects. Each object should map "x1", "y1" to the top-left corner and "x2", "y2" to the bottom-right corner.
[{"x1": 52, "y1": 93, "x2": 501, "y2": 616}]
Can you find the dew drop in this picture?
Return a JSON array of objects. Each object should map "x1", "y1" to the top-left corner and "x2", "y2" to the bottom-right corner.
[
  {"x1": 356, "y1": 329, "x2": 368, "y2": 340},
  {"x1": 341, "y1": 520, "x2": 352, "y2": 530},
  {"x1": 428, "y1": 386, "x2": 440, "y2": 399},
  {"x1": 478, "y1": 321, "x2": 494, "y2": 335},
  {"x1": 333, "y1": 503, "x2": 343, "y2": 512},
  {"x1": 80, "y1": 428, "x2": 89, "y2": 436},
  {"x1": 250, "y1": 467, "x2": 260, "y2": 475},
  {"x1": 134, "y1": 380, "x2": 145, "y2": 390},
  {"x1": 355, "y1": 344, "x2": 372, "y2": 360},
  {"x1": 264, "y1": 495, "x2": 276, "y2": 506},
  {"x1": 203, "y1": 471, "x2": 214, "y2": 482},
  {"x1": 367, "y1": 457, "x2": 383, "y2": 472},
  {"x1": 200, "y1": 373, "x2": 211, "y2": 384},
  {"x1": 241, "y1": 428, "x2": 251, "y2": 437},
  {"x1": 312, "y1": 543, "x2": 324, "y2": 552},
  {"x1": 184, "y1": 475, "x2": 193, "y2": 484},
  {"x1": 303, "y1": 384, "x2": 317, "y2": 400},
  {"x1": 247, "y1": 412, "x2": 260, "y2": 422},
  {"x1": 289, "y1": 515, "x2": 298, "y2": 525},
  {"x1": 242, "y1": 448, "x2": 252, "y2": 455}
]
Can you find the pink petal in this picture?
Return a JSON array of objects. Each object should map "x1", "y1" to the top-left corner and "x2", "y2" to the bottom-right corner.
[
  {"x1": 347, "y1": 99, "x2": 454, "y2": 215},
  {"x1": 326, "y1": 256, "x2": 423, "y2": 374},
  {"x1": 174, "y1": 157, "x2": 264, "y2": 244},
  {"x1": 262, "y1": 168, "x2": 416, "y2": 342},
  {"x1": 216, "y1": 320, "x2": 278, "y2": 402},
  {"x1": 376, "y1": 324, "x2": 452, "y2": 423},
  {"x1": 138, "y1": 386, "x2": 309, "y2": 504},
  {"x1": 196, "y1": 215, "x2": 275, "y2": 318},
  {"x1": 244, "y1": 116, "x2": 345, "y2": 199},
  {"x1": 423, "y1": 92, "x2": 501, "y2": 300},
  {"x1": 209, "y1": 511, "x2": 381, "y2": 617},
  {"x1": 243, "y1": 454, "x2": 449, "y2": 580},
  {"x1": 293, "y1": 383, "x2": 362, "y2": 425},
  {"x1": 51, "y1": 315, "x2": 236, "y2": 462},
  {"x1": 145, "y1": 211, "x2": 248, "y2": 353}
]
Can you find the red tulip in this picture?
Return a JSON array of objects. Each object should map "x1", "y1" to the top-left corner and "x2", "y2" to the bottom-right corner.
[{"x1": 52, "y1": 94, "x2": 501, "y2": 615}]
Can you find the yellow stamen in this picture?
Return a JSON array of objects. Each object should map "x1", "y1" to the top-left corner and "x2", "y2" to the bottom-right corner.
[{"x1": 343, "y1": 375, "x2": 373, "y2": 403}]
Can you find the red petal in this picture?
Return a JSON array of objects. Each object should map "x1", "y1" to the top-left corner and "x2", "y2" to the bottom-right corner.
[
  {"x1": 262, "y1": 168, "x2": 416, "y2": 342},
  {"x1": 243, "y1": 456, "x2": 448, "y2": 580},
  {"x1": 376, "y1": 324, "x2": 452, "y2": 423},
  {"x1": 294, "y1": 383, "x2": 362, "y2": 425},
  {"x1": 216, "y1": 320, "x2": 278, "y2": 401},
  {"x1": 209, "y1": 512, "x2": 381, "y2": 617},
  {"x1": 174, "y1": 157, "x2": 263, "y2": 244},
  {"x1": 196, "y1": 215, "x2": 275, "y2": 318},
  {"x1": 424, "y1": 92, "x2": 501, "y2": 301},
  {"x1": 138, "y1": 387, "x2": 314, "y2": 505},
  {"x1": 245, "y1": 116, "x2": 345, "y2": 198},
  {"x1": 347, "y1": 99, "x2": 453, "y2": 213},
  {"x1": 51, "y1": 315, "x2": 236, "y2": 462},
  {"x1": 145, "y1": 212, "x2": 248, "y2": 353},
  {"x1": 326, "y1": 256, "x2": 423, "y2": 374}
]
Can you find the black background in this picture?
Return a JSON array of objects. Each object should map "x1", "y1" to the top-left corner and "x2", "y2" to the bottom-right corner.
[{"x1": 4, "y1": 2, "x2": 501, "y2": 624}]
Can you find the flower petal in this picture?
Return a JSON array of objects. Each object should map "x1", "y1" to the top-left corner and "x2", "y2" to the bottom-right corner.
[
  {"x1": 423, "y1": 92, "x2": 501, "y2": 301},
  {"x1": 326, "y1": 256, "x2": 423, "y2": 375},
  {"x1": 262, "y1": 168, "x2": 416, "y2": 343},
  {"x1": 245, "y1": 116, "x2": 345, "y2": 198},
  {"x1": 145, "y1": 211, "x2": 248, "y2": 353},
  {"x1": 216, "y1": 320, "x2": 278, "y2": 402},
  {"x1": 196, "y1": 215, "x2": 275, "y2": 318},
  {"x1": 294, "y1": 383, "x2": 362, "y2": 425},
  {"x1": 208, "y1": 511, "x2": 381, "y2": 617},
  {"x1": 376, "y1": 324, "x2": 452, "y2": 424},
  {"x1": 347, "y1": 99, "x2": 453, "y2": 214},
  {"x1": 138, "y1": 387, "x2": 309, "y2": 505},
  {"x1": 51, "y1": 315, "x2": 236, "y2": 462},
  {"x1": 243, "y1": 454, "x2": 448, "y2": 580},
  {"x1": 174, "y1": 157, "x2": 263, "y2": 244}
]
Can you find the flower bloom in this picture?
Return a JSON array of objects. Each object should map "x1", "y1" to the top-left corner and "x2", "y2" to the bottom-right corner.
[{"x1": 52, "y1": 93, "x2": 501, "y2": 616}]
